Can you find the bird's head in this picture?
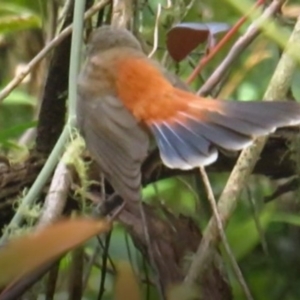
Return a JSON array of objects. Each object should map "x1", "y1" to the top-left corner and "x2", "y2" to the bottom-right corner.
[{"x1": 87, "y1": 26, "x2": 142, "y2": 56}]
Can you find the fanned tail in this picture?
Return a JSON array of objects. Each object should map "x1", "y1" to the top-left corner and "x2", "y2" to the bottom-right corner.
[{"x1": 148, "y1": 89, "x2": 300, "y2": 170}]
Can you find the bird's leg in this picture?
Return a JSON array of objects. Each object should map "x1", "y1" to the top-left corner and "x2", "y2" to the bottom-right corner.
[{"x1": 93, "y1": 193, "x2": 125, "y2": 218}]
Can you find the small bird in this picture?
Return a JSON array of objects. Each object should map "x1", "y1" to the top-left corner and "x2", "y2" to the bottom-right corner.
[{"x1": 77, "y1": 25, "x2": 300, "y2": 203}]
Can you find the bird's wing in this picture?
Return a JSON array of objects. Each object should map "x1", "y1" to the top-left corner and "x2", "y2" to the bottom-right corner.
[
  {"x1": 77, "y1": 92, "x2": 149, "y2": 202},
  {"x1": 113, "y1": 55, "x2": 300, "y2": 170}
]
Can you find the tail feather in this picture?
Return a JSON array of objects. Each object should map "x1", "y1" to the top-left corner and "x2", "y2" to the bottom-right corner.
[
  {"x1": 180, "y1": 112, "x2": 253, "y2": 150},
  {"x1": 152, "y1": 122, "x2": 218, "y2": 169},
  {"x1": 207, "y1": 111, "x2": 273, "y2": 136},
  {"x1": 149, "y1": 95, "x2": 300, "y2": 170},
  {"x1": 222, "y1": 101, "x2": 300, "y2": 129}
]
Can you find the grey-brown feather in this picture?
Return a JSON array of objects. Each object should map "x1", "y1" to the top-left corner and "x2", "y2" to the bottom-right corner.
[{"x1": 77, "y1": 90, "x2": 149, "y2": 202}]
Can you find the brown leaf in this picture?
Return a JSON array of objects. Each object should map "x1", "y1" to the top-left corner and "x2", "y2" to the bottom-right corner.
[
  {"x1": 167, "y1": 22, "x2": 230, "y2": 62},
  {"x1": 0, "y1": 218, "x2": 111, "y2": 287}
]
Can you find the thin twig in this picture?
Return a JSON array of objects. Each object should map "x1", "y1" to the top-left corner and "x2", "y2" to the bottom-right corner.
[
  {"x1": 58, "y1": 0, "x2": 74, "y2": 24},
  {"x1": 97, "y1": 235, "x2": 117, "y2": 273},
  {"x1": 138, "y1": 200, "x2": 166, "y2": 300},
  {"x1": 227, "y1": 0, "x2": 300, "y2": 64},
  {"x1": 111, "y1": 0, "x2": 133, "y2": 28},
  {"x1": 68, "y1": 247, "x2": 84, "y2": 300},
  {"x1": 0, "y1": 0, "x2": 110, "y2": 104},
  {"x1": 45, "y1": 261, "x2": 60, "y2": 300},
  {"x1": 185, "y1": 10, "x2": 300, "y2": 286},
  {"x1": 199, "y1": 167, "x2": 254, "y2": 300},
  {"x1": 37, "y1": 133, "x2": 84, "y2": 229},
  {"x1": 83, "y1": 245, "x2": 101, "y2": 289},
  {"x1": 37, "y1": 160, "x2": 71, "y2": 229},
  {"x1": 246, "y1": 187, "x2": 269, "y2": 255},
  {"x1": 97, "y1": 231, "x2": 112, "y2": 300}
]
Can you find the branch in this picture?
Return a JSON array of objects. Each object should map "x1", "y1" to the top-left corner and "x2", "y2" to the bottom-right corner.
[{"x1": 199, "y1": 167, "x2": 253, "y2": 300}]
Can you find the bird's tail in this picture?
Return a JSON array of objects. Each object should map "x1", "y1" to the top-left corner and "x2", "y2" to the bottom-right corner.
[{"x1": 149, "y1": 89, "x2": 300, "y2": 170}]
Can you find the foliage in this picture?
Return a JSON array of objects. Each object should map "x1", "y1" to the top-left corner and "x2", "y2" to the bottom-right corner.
[{"x1": 1, "y1": 0, "x2": 300, "y2": 299}]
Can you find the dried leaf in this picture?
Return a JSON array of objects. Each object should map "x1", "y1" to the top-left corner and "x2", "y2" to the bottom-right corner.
[
  {"x1": 0, "y1": 218, "x2": 111, "y2": 287},
  {"x1": 167, "y1": 22, "x2": 230, "y2": 62}
]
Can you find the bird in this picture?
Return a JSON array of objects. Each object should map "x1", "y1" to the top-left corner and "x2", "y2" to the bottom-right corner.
[{"x1": 76, "y1": 25, "x2": 300, "y2": 203}]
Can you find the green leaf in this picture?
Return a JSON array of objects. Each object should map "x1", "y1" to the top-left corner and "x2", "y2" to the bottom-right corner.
[
  {"x1": 226, "y1": 203, "x2": 275, "y2": 260},
  {"x1": 0, "y1": 13, "x2": 41, "y2": 33},
  {"x1": 2, "y1": 90, "x2": 36, "y2": 106},
  {"x1": 0, "y1": 121, "x2": 37, "y2": 142},
  {"x1": 271, "y1": 212, "x2": 300, "y2": 227}
]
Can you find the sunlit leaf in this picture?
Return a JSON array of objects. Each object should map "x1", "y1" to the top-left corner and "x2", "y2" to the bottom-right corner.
[{"x1": 0, "y1": 218, "x2": 111, "y2": 287}]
